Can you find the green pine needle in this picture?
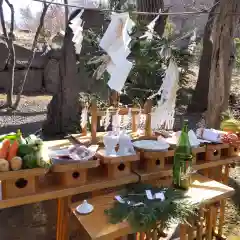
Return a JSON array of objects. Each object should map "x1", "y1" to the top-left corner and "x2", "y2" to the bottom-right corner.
[{"x1": 105, "y1": 183, "x2": 198, "y2": 232}]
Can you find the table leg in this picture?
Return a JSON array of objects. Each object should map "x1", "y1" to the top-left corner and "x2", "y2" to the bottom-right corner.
[
  {"x1": 206, "y1": 206, "x2": 214, "y2": 240},
  {"x1": 218, "y1": 200, "x2": 225, "y2": 236},
  {"x1": 196, "y1": 208, "x2": 204, "y2": 240},
  {"x1": 56, "y1": 196, "x2": 71, "y2": 240}
]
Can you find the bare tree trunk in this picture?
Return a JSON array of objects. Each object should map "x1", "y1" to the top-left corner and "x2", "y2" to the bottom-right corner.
[
  {"x1": 5, "y1": 0, "x2": 15, "y2": 108},
  {"x1": 206, "y1": 0, "x2": 240, "y2": 128},
  {"x1": 64, "y1": 0, "x2": 69, "y2": 29},
  {"x1": 12, "y1": 0, "x2": 53, "y2": 110},
  {"x1": 0, "y1": 0, "x2": 15, "y2": 109},
  {"x1": 187, "y1": 1, "x2": 218, "y2": 113},
  {"x1": 137, "y1": 0, "x2": 167, "y2": 36}
]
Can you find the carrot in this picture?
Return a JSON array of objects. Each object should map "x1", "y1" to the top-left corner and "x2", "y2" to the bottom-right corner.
[
  {"x1": 0, "y1": 139, "x2": 11, "y2": 159},
  {"x1": 7, "y1": 140, "x2": 19, "y2": 161}
]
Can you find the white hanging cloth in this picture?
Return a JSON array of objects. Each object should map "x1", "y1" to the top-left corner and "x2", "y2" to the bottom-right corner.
[
  {"x1": 69, "y1": 9, "x2": 84, "y2": 54},
  {"x1": 151, "y1": 59, "x2": 179, "y2": 130}
]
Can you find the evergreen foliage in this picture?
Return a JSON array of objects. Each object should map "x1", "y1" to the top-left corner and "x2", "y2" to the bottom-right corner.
[{"x1": 105, "y1": 183, "x2": 198, "y2": 232}]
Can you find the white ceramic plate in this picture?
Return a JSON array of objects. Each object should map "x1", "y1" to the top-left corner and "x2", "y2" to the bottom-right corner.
[
  {"x1": 48, "y1": 148, "x2": 70, "y2": 157},
  {"x1": 133, "y1": 140, "x2": 170, "y2": 151}
]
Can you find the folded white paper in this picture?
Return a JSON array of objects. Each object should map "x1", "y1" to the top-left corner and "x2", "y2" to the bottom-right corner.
[
  {"x1": 115, "y1": 195, "x2": 125, "y2": 203},
  {"x1": 146, "y1": 190, "x2": 154, "y2": 200},
  {"x1": 155, "y1": 192, "x2": 165, "y2": 201},
  {"x1": 69, "y1": 9, "x2": 84, "y2": 54},
  {"x1": 107, "y1": 59, "x2": 133, "y2": 93},
  {"x1": 100, "y1": 12, "x2": 135, "y2": 63}
]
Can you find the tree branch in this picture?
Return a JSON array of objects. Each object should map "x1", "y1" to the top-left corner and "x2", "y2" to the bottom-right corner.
[
  {"x1": 0, "y1": 0, "x2": 8, "y2": 38},
  {"x1": 64, "y1": 0, "x2": 68, "y2": 30},
  {"x1": 13, "y1": 0, "x2": 54, "y2": 109}
]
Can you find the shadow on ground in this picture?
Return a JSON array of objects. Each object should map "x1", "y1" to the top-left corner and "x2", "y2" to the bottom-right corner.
[
  {"x1": 0, "y1": 121, "x2": 43, "y2": 136},
  {"x1": 0, "y1": 111, "x2": 47, "y2": 117}
]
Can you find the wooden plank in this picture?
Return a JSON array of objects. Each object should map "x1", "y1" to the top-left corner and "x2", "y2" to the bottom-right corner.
[
  {"x1": 0, "y1": 173, "x2": 139, "y2": 209},
  {"x1": 0, "y1": 168, "x2": 48, "y2": 181},
  {"x1": 133, "y1": 156, "x2": 240, "y2": 182},
  {"x1": 51, "y1": 159, "x2": 100, "y2": 172}
]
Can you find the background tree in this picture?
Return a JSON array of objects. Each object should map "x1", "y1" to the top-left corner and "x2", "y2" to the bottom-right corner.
[
  {"x1": 19, "y1": 6, "x2": 36, "y2": 31},
  {"x1": 0, "y1": 0, "x2": 15, "y2": 109},
  {"x1": 206, "y1": 0, "x2": 240, "y2": 128},
  {"x1": 187, "y1": 0, "x2": 218, "y2": 113}
]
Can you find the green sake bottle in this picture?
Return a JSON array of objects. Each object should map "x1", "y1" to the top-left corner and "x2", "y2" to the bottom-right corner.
[{"x1": 173, "y1": 120, "x2": 193, "y2": 190}]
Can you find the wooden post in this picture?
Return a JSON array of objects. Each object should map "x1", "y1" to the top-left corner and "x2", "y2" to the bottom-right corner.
[
  {"x1": 206, "y1": 205, "x2": 214, "y2": 240},
  {"x1": 144, "y1": 99, "x2": 152, "y2": 137},
  {"x1": 132, "y1": 112, "x2": 137, "y2": 132},
  {"x1": 56, "y1": 196, "x2": 71, "y2": 240},
  {"x1": 196, "y1": 208, "x2": 204, "y2": 240},
  {"x1": 110, "y1": 90, "x2": 120, "y2": 107},
  {"x1": 180, "y1": 224, "x2": 187, "y2": 240},
  {"x1": 91, "y1": 99, "x2": 98, "y2": 144}
]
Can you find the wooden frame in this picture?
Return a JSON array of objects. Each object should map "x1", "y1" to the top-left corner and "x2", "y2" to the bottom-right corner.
[
  {"x1": 51, "y1": 159, "x2": 100, "y2": 188},
  {"x1": 81, "y1": 99, "x2": 153, "y2": 144}
]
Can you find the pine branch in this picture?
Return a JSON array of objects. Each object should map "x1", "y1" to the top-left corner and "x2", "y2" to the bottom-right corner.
[{"x1": 105, "y1": 183, "x2": 198, "y2": 232}]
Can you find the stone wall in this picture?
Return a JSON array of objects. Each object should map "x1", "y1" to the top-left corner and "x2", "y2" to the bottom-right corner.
[{"x1": 0, "y1": 10, "x2": 109, "y2": 99}]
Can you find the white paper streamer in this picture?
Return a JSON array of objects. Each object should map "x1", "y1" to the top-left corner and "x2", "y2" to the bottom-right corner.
[
  {"x1": 151, "y1": 59, "x2": 179, "y2": 130},
  {"x1": 100, "y1": 12, "x2": 135, "y2": 65},
  {"x1": 142, "y1": 14, "x2": 160, "y2": 40},
  {"x1": 103, "y1": 108, "x2": 111, "y2": 131},
  {"x1": 69, "y1": 9, "x2": 84, "y2": 54},
  {"x1": 81, "y1": 107, "x2": 88, "y2": 129},
  {"x1": 112, "y1": 109, "x2": 121, "y2": 133},
  {"x1": 99, "y1": 12, "x2": 135, "y2": 93},
  {"x1": 107, "y1": 59, "x2": 133, "y2": 93}
]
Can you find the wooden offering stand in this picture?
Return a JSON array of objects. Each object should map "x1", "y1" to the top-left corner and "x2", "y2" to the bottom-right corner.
[
  {"x1": 51, "y1": 159, "x2": 100, "y2": 188},
  {"x1": 49, "y1": 140, "x2": 100, "y2": 188},
  {"x1": 96, "y1": 149, "x2": 140, "y2": 179},
  {"x1": 0, "y1": 168, "x2": 47, "y2": 199},
  {"x1": 134, "y1": 144, "x2": 206, "y2": 174}
]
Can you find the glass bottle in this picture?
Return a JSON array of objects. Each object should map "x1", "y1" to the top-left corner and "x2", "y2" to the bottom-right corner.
[{"x1": 173, "y1": 120, "x2": 193, "y2": 190}]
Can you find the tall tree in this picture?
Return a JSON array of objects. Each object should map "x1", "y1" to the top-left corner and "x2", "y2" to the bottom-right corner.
[
  {"x1": 187, "y1": 1, "x2": 218, "y2": 113},
  {"x1": 206, "y1": 0, "x2": 240, "y2": 128}
]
